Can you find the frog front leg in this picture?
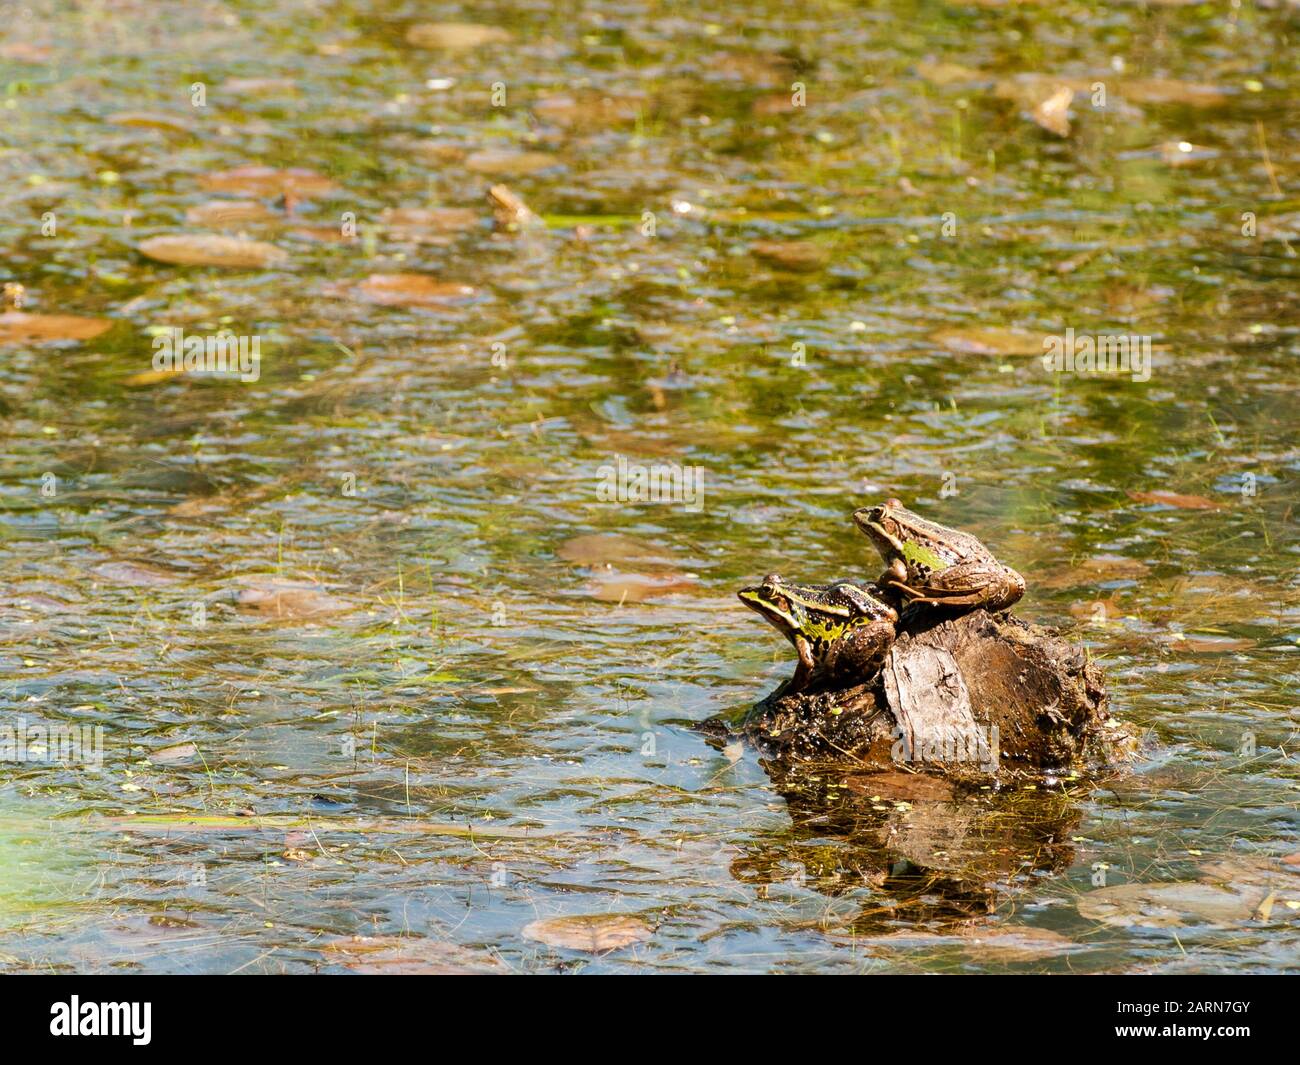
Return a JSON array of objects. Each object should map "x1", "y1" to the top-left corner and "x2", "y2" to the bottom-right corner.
[{"x1": 821, "y1": 621, "x2": 895, "y2": 685}]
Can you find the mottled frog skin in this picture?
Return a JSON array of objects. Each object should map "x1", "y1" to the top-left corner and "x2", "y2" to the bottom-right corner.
[
  {"x1": 853, "y1": 499, "x2": 1025, "y2": 612},
  {"x1": 738, "y1": 574, "x2": 898, "y2": 693}
]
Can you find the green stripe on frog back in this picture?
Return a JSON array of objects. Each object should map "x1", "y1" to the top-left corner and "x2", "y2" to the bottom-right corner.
[{"x1": 902, "y1": 540, "x2": 949, "y2": 573}]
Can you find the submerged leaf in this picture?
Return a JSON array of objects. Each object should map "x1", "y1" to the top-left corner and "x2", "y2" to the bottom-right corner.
[
  {"x1": 338, "y1": 273, "x2": 476, "y2": 307},
  {"x1": 522, "y1": 914, "x2": 652, "y2": 953},
  {"x1": 139, "y1": 234, "x2": 288, "y2": 269},
  {"x1": 1126, "y1": 489, "x2": 1223, "y2": 511},
  {"x1": 464, "y1": 149, "x2": 560, "y2": 177},
  {"x1": 0, "y1": 311, "x2": 111, "y2": 345},
  {"x1": 557, "y1": 533, "x2": 679, "y2": 567},
  {"x1": 90, "y1": 561, "x2": 183, "y2": 586},
  {"x1": 381, "y1": 206, "x2": 481, "y2": 242},
  {"x1": 323, "y1": 935, "x2": 505, "y2": 974},
  {"x1": 148, "y1": 742, "x2": 198, "y2": 765},
  {"x1": 405, "y1": 23, "x2": 511, "y2": 49},
  {"x1": 1077, "y1": 881, "x2": 1265, "y2": 928},
  {"x1": 185, "y1": 200, "x2": 277, "y2": 227},
  {"x1": 236, "y1": 580, "x2": 350, "y2": 618},
  {"x1": 930, "y1": 326, "x2": 1042, "y2": 356},
  {"x1": 750, "y1": 240, "x2": 828, "y2": 271},
  {"x1": 200, "y1": 165, "x2": 335, "y2": 199}
]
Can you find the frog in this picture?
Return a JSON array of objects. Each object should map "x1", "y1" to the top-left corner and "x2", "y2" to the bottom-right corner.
[
  {"x1": 737, "y1": 574, "x2": 899, "y2": 693},
  {"x1": 852, "y1": 498, "x2": 1026, "y2": 612}
]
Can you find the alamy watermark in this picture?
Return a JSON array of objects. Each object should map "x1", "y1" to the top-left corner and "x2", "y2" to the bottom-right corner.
[
  {"x1": 0, "y1": 717, "x2": 104, "y2": 769},
  {"x1": 892, "y1": 723, "x2": 999, "y2": 775},
  {"x1": 151, "y1": 327, "x2": 261, "y2": 382},
  {"x1": 1042, "y1": 327, "x2": 1151, "y2": 382},
  {"x1": 596, "y1": 455, "x2": 705, "y2": 512}
]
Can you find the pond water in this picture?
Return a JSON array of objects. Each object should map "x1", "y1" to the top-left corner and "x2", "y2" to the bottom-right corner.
[{"x1": 0, "y1": 0, "x2": 1297, "y2": 973}]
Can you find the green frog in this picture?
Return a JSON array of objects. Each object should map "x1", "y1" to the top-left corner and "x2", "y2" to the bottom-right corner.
[
  {"x1": 852, "y1": 499, "x2": 1025, "y2": 612},
  {"x1": 738, "y1": 574, "x2": 898, "y2": 693}
]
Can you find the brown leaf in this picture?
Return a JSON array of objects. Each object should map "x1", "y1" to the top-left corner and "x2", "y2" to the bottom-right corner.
[
  {"x1": 916, "y1": 60, "x2": 986, "y2": 87},
  {"x1": 930, "y1": 326, "x2": 1042, "y2": 356},
  {"x1": 323, "y1": 935, "x2": 505, "y2": 974},
  {"x1": 1123, "y1": 78, "x2": 1228, "y2": 108},
  {"x1": 1069, "y1": 596, "x2": 1125, "y2": 622},
  {"x1": 106, "y1": 111, "x2": 189, "y2": 132},
  {"x1": 1038, "y1": 555, "x2": 1150, "y2": 590},
  {"x1": 148, "y1": 742, "x2": 198, "y2": 764},
  {"x1": 342, "y1": 273, "x2": 475, "y2": 307},
  {"x1": 90, "y1": 561, "x2": 183, "y2": 586},
  {"x1": 533, "y1": 94, "x2": 642, "y2": 127},
  {"x1": 0, "y1": 311, "x2": 111, "y2": 345},
  {"x1": 463, "y1": 149, "x2": 560, "y2": 177},
  {"x1": 236, "y1": 581, "x2": 350, "y2": 618},
  {"x1": 222, "y1": 77, "x2": 295, "y2": 96},
  {"x1": 0, "y1": 42, "x2": 52, "y2": 62},
  {"x1": 586, "y1": 571, "x2": 697, "y2": 603},
  {"x1": 1078, "y1": 881, "x2": 1266, "y2": 928},
  {"x1": 381, "y1": 207, "x2": 480, "y2": 242},
  {"x1": 1031, "y1": 85, "x2": 1073, "y2": 137},
  {"x1": 139, "y1": 234, "x2": 288, "y2": 269},
  {"x1": 557, "y1": 533, "x2": 679, "y2": 567},
  {"x1": 1126, "y1": 490, "x2": 1223, "y2": 511},
  {"x1": 521, "y1": 914, "x2": 652, "y2": 953},
  {"x1": 405, "y1": 23, "x2": 511, "y2": 49},
  {"x1": 750, "y1": 240, "x2": 827, "y2": 271},
  {"x1": 185, "y1": 200, "x2": 277, "y2": 227},
  {"x1": 200, "y1": 165, "x2": 335, "y2": 199}
]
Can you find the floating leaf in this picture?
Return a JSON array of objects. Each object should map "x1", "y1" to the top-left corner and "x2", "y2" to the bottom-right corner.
[
  {"x1": 185, "y1": 200, "x2": 277, "y2": 227},
  {"x1": 930, "y1": 326, "x2": 1042, "y2": 356},
  {"x1": 916, "y1": 60, "x2": 986, "y2": 87},
  {"x1": 333, "y1": 273, "x2": 476, "y2": 307},
  {"x1": 199, "y1": 165, "x2": 335, "y2": 199},
  {"x1": 522, "y1": 914, "x2": 652, "y2": 953},
  {"x1": 1126, "y1": 489, "x2": 1223, "y2": 511},
  {"x1": 222, "y1": 77, "x2": 295, "y2": 95},
  {"x1": 405, "y1": 23, "x2": 511, "y2": 49},
  {"x1": 323, "y1": 935, "x2": 505, "y2": 974},
  {"x1": 586, "y1": 570, "x2": 698, "y2": 603},
  {"x1": 236, "y1": 580, "x2": 350, "y2": 618},
  {"x1": 1038, "y1": 555, "x2": 1150, "y2": 589},
  {"x1": 1123, "y1": 78, "x2": 1228, "y2": 108},
  {"x1": 533, "y1": 94, "x2": 642, "y2": 127},
  {"x1": 0, "y1": 42, "x2": 52, "y2": 62},
  {"x1": 148, "y1": 742, "x2": 198, "y2": 765},
  {"x1": 557, "y1": 533, "x2": 679, "y2": 567},
  {"x1": 139, "y1": 233, "x2": 288, "y2": 268},
  {"x1": 381, "y1": 206, "x2": 480, "y2": 242},
  {"x1": 106, "y1": 111, "x2": 189, "y2": 132},
  {"x1": 1077, "y1": 881, "x2": 1265, "y2": 928},
  {"x1": 1031, "y1": 85, "x2": 1073, "y2": 137},
  {"x1": 90, "y1": 561, "x2": 183, "y2": 586},
  {"x1": 0, "y1": 311, "x2": 111, "y2": 345},
  {"x1": 463, "y1": 149, "x2": 560, "y2": 177},
  {"x1": 750, "y1": 240, "x2": 827, "y2": 271}
]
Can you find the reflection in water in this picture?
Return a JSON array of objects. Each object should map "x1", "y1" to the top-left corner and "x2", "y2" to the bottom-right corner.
[{"x1": 731, "y1": 762, "x2": 1083, "y2": 933}]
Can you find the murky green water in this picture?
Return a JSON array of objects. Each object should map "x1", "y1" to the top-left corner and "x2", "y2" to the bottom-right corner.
[{"x1": 0, "y1": 0, "x2": 1297, "y2": 973}]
